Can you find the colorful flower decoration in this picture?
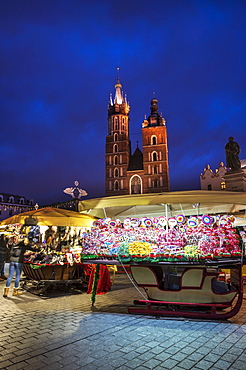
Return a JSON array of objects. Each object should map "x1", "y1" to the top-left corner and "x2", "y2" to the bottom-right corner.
[
  {"x1": 187, "y1": 216, "x2": 198, "y2": 228},
  {"x1": 176, "y1": 214, "x2": 186, "y2": 224},
  {"x1": 92, "y1": 220, "x2": 102, "y2": 227},
  {"x1": 153, "y1": 217, "x2": 160, "y2": 227},
  {"x1": 201, "y1": 215, "x2": 214, "y2": 226},
  {"x1": 109, "y1": 220, "x2": 117, "y2": 227},
  {"x1": 143, "y1": 218, "x2": 152, "y2": 227},
  {"x1": 102, "y1": 218, "x2": 111, "y2": 226}
]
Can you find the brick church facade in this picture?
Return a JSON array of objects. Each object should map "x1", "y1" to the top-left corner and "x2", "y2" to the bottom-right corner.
[{"x1": 105, "y1": 76, "x2": 170, "y2": 196}]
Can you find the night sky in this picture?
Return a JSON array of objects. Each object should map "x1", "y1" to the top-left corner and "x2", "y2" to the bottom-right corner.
[{"x1": 1, "y1": 0, "x2": 246, "y2": 206}]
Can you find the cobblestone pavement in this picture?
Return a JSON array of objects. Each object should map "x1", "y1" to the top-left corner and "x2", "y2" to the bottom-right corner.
[{"x1": 0, "y1": 272, "x2": 246, "y2": 370}]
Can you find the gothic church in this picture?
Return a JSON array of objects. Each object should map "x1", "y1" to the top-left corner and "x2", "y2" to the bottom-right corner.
[{"x1": 105, "y1": 76, "x2": 170, "y2": 196}]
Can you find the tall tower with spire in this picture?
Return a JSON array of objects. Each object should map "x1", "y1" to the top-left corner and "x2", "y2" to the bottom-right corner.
[
  {"x1": 105, "y1": 70, "x2": 131, "y2": 196},
  {"x1": 105, "y1": 73, "x2": 170, "y2": 196}
]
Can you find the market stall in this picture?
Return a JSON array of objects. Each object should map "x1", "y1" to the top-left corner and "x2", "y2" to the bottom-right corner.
[
  {"x1": 0, "y1": 207, "x2": 97, "y2": 294},
  {"x1": 78, "y1": 191, "x2": 246, "y2": 319}
]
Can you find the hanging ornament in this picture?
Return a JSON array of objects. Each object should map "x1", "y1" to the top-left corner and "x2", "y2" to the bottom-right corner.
[
  {"x1": 187, "y1": 216, "x2": 198, "y2": 228},
  {"x1": 176, "y1": 214, "x2": 186, "y2": 225},
  {"x1": 201, "y1": 215, "x2": 214, "y2": 226}
]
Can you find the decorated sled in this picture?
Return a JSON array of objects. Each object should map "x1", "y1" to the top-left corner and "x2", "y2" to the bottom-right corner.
[{"x1": 128, "y1": 263, "x2": 243, "y2": 319}]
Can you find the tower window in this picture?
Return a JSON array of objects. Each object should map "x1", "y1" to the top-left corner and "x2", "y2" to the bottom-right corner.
[
  {"x1": 152, "y1": 151, "x2": 158, "y2": 161},
  {"x1": 153, "y1": 165, "x2": 158, "y2": 174},
  {"x1": 207, "y1": 184, "x2": 212, "y2": 191},
  {"x1": 114, "y1": 155, "x2": 118, "y2": 165},
  {"x1": 113, "y1": 144, "x2": 118, "y2": 153},
  {"x1": 122, "y1": 117, "x2": 125, "y2": 131},
  {"x1": 153, "y1": 179, "x2": 159, "y2": 188},
  {"x1": 114, "y1": 117, "x2": 119, "y2": 130},
  {"x1": 114, "y1": 168, "x2": 119, "y2": 177},
  {"x1": 151, "y1": 135, "x2": 157, "y2": 145},
  {"x1": 114, "y1": 180, "x2": 119, "y2": 190},
  {"x1": 114, "y1": 133, "x2": 118, "y2": 141}
]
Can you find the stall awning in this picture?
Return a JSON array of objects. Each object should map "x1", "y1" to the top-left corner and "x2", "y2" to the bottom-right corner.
[
  {"x1": 78, "y1": 190, "x2": 246, "y2": 220},
  {"x1": 0, "y1": 207, "x2": 97, "y2": 227}
]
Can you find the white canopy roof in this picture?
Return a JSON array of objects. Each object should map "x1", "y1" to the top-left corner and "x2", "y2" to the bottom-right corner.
[{"x1": 79, "y1": 190, "x2": 246, "y2": 221}]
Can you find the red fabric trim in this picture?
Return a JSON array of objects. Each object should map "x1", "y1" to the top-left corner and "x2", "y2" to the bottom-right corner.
[{"x1": 87, "y1": 264, "x2": 112, "y2": 295}]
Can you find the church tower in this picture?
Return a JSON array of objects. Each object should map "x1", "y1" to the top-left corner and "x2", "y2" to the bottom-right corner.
[
  {"x1": 105, "y1": 73, "x2": 170, "y2": 196},
  {"x1": 141, "y1": 97, "x2": 170, "y2": 192},
  {"x1": 105, "y1": 73, "x2": 131, "y2": 196}
]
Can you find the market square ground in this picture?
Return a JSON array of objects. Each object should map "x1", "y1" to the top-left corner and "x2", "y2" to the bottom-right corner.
[{"x1": 0, "y1": 272, "x2": 246, "y2": 370}]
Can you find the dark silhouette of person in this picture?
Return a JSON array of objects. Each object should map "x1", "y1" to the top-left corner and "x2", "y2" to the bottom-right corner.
[{"x1": 225, "y1": 137, "x2": 241, "y2": 171}]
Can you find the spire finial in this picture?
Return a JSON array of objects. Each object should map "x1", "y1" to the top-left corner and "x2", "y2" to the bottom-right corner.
[
  {"x1": 152, "y1": 91, "x2": 155, "y2": 97},
  {"x1": 116, "y1": 67, "x2": 120, "y2": 84},
  {"x1": 136, "y1": 140, "x2": 139, "y2": 148}
]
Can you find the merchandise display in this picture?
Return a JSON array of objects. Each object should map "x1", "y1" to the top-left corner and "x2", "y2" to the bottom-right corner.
[
  {"x1": 81, "y1": 214, "x2": 244, "y2": 263},
  {"x1": 3, "y1": 224, "x2": 86, "y2": 267}
]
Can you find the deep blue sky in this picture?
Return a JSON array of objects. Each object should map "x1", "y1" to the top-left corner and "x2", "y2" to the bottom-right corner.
[{"x1": 1, "y1": 0, "x2": 246, "y2": 205}]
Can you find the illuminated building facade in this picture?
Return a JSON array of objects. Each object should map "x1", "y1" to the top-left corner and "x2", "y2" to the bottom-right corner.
[
  {"x1": 200, "y1": 160, "x2": 246, "y2": 191},
  {"x1": 105, "y1": 77, "x2": 170, "y2": 196},
  {"x1": 0, "y1": 193, "x2": 34, "y2": 221}
]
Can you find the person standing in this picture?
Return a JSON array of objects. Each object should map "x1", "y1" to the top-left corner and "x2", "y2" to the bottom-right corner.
[
  {"x1": 3, "y1": 236, "x2": 34, "y2": 297},
  {"x1": 0, "y1": 234, "x2": 7, "y2": 280}
]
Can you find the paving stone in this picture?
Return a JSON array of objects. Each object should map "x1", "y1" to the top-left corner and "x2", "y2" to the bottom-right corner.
[
  {"x1": 195, "y1": 359, "x2": 214, "y2": 370},
  {"x1": 187, "y1": 352, "x2": 204, "y2": 362},
  {"x1": 123, "y1": 357, "x2": 145, "y2": 368},
  {"x1": 159, "y1": 358, "x2": 179, "y2": 368},
  {"x1": 229, "y1": 359, "x2": 246, "y2": 369},
  {"x1": 180, "y1": 346, "x2": 196, "y2": 355},
  {"x1": 136, "y1": 351, "x2": 156, "y2": 362},
  {"x1": 165, "y1": 345, "x2": 181, "y2": 355},
  {"x1": 5, "y1": 362, "x2": 31, "y2": 370},
  {"x1": 203, "y1": 353, "x2": 220, "y2": 363},
  {"x1": 0, "y1": 359, "x2": 13, "y2": 367},
  {"x1": 25, "y1": 355, "x2": 48, "y2": 365},
  {"x1": 39, "y1": 363, "x2": 64, "y2": 370},
  {"x1": 171, "y1": 351, "x2": 188, "y2": 362},
  {"x1": 178, "y1": 359, "x2": 197, "y2": 369},
  {"x1": 143, "y1": 358, "x2": 162, "y2": 369}
]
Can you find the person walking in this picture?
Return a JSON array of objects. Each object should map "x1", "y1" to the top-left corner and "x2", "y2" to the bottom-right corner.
[
  {"x1": 3, "y1": 235, "x2": 34, "y2": 297},
  {"x1": 0, "y1": 234, "x2": 8, "y2": 281}
]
